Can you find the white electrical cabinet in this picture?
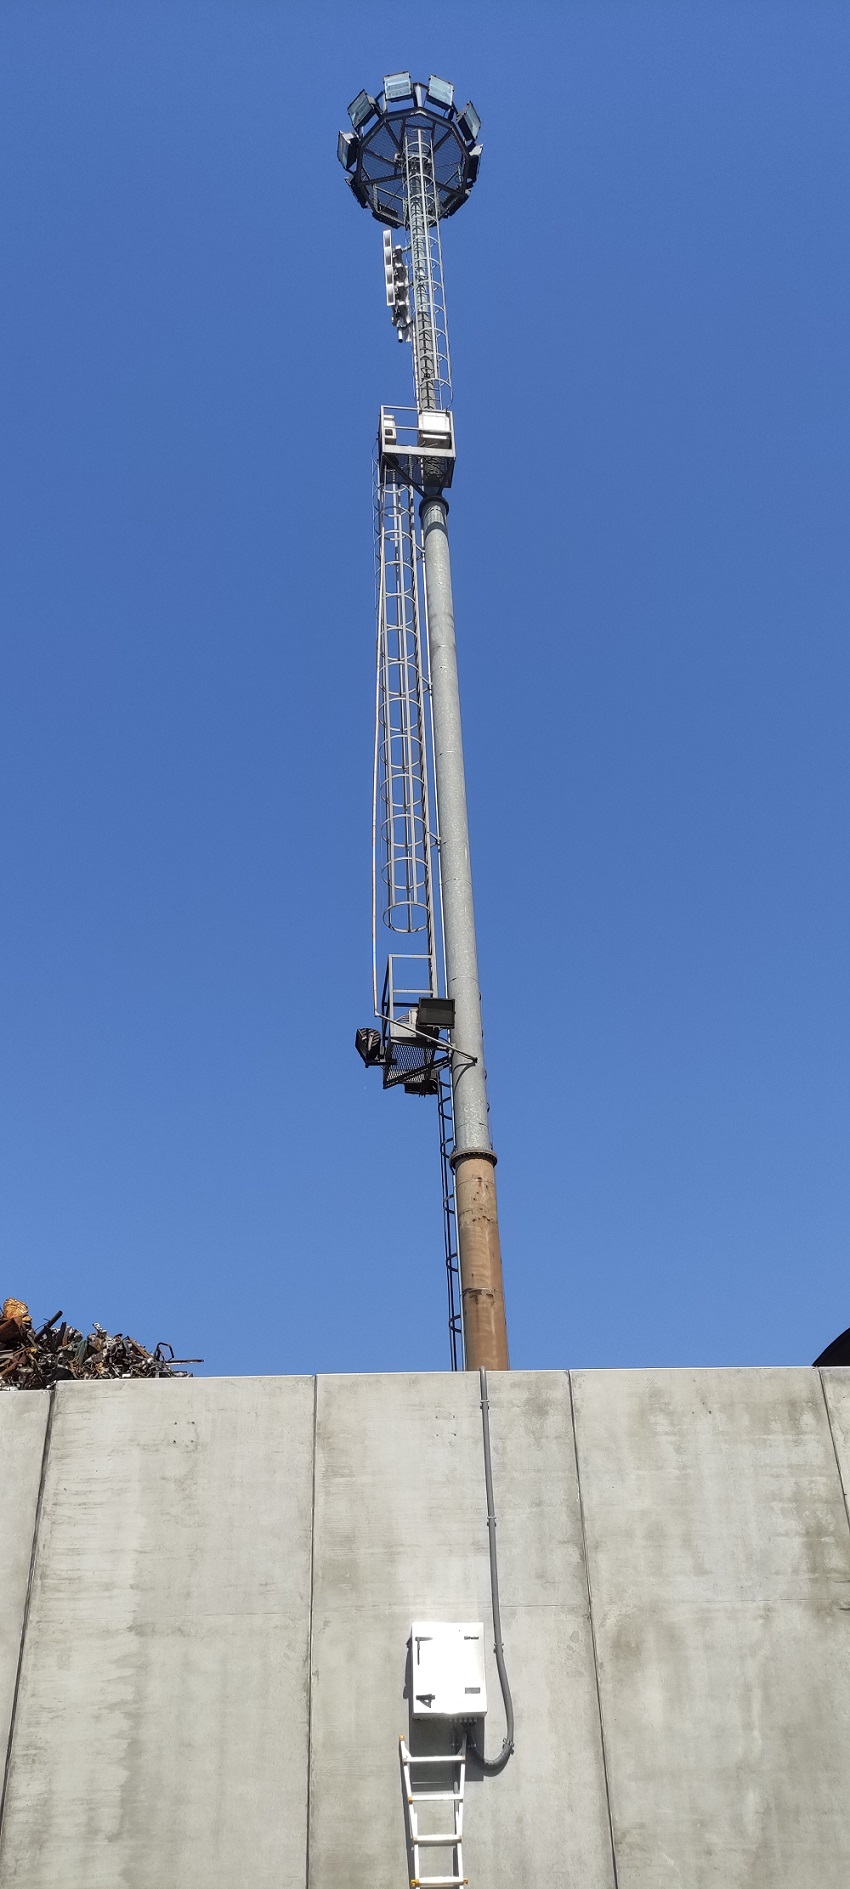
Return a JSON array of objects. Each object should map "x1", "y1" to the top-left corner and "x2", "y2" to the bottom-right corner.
[{"x1": 410, "y1": 1621, "x2": 487, "y2": 1719}]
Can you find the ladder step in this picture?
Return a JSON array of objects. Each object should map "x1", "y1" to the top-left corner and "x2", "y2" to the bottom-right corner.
[
  {"x1": 411, "y1": 1791, "x2": 463, "y2": 1802},
  {"x1": 410, "y1": 1877, "x2": 466, "y2": 1887},
  {"x1": 400, "y1": 1745, "x2": 460, "y2": 1760},
  {"x1": 415, "y1": 1832, "x2": 460, "y2": 1846}
]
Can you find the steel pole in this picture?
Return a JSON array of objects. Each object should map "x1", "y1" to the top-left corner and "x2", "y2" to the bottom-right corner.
[{"x1": 420, "y1": 495, "x2": 509, "y2": 1370}]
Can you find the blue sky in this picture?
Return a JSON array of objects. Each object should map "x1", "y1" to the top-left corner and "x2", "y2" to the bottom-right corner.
[{"x1": 1, "y1": 2, "x2": 848, "y2": 1374}]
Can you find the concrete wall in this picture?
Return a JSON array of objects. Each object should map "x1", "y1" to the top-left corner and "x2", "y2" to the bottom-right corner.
[{"x1": 1, "y1": 1369, "x2": 849, "y2": 1888}]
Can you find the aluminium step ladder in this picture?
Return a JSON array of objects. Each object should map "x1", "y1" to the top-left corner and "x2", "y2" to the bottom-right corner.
[{"x1": 400, "y1": 1735, "x2": 467, "y2": 1888}]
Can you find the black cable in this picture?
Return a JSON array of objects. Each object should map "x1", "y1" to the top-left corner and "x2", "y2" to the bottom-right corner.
[{"x1": 467, "y1": 1366, "x2": 515, "y2": 1774}]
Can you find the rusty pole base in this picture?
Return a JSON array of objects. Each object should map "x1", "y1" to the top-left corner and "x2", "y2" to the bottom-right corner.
[{"x1": 454, "y1": 1151, "x2": 509, "y2": 1370}]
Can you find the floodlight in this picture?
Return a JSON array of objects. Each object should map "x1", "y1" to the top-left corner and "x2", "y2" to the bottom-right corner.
[
  {"x1": 348, "y1": 89, "x2": 376, "y2": 130},
  {"x1": 383, "y1": 72, "x2": 413, "y2": 102},
  {"x1": 355, "y1": 1027, "x2": 383, "y2": 1067},
  {"x1": 458, "y1": 101, "x2": 481, "y2": 144},
  {"x1": 337, "y1": 130, "x2": 358, "y2": 170},
  {"x1": 417, "y1": 998, "x2": 455, "y2": 1032},
  {"x1": 427, "y1": 75, "x2": 454, "y2": 108}
]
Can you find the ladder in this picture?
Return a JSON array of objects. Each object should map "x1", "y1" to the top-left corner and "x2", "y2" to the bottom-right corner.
[{"x1": 400, "y1": 1736, "x2": 467, "y2": 1888}]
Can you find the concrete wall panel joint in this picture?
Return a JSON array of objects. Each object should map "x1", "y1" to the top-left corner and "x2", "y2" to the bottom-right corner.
[
  {"x1": 567, "y1": 1371, "x2": 620, "y2": 1889},
  {"x1": 0, "y1": 1386, "x2": 55, "y2": 1853},
  {"x1": 818, "y1": 1368, "x2": 850, "y2": 1540}
]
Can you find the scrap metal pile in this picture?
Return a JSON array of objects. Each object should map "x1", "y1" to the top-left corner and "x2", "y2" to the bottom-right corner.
[{"x1": 0, "y1": 1298, "x2": 199, "y2": 1389}]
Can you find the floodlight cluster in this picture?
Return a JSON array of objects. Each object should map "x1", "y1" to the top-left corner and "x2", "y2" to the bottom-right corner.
[{"x1": 337, "y1": 74, "x2": 483, "y2": 227}]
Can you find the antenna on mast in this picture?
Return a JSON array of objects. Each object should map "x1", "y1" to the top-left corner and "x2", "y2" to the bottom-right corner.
[{"x1": 340, "y1": 75, "x2": 508, "y2": 1373}]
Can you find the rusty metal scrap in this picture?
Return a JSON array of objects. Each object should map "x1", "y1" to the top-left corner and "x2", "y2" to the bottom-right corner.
[{"x1": 0, "y1": 1298, "x2": 200, "y2": 1389}]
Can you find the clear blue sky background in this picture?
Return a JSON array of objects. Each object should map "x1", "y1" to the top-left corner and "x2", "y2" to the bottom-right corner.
[{"x1": 1, "y1": 2, "x2": 848, "y2": 1375}]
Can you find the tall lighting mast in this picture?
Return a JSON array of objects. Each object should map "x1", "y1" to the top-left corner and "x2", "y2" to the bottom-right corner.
[{"x1": 340, "y1": 74, "x2": 508, "y2": 1372}]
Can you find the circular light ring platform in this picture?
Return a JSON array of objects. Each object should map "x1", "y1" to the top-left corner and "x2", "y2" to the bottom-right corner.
[{"x1": 338, "y1": 79, "x2": 482, "y2": 228}]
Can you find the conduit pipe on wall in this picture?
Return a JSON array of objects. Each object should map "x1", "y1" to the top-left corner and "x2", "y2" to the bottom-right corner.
[{"x1": 467, "y1": 1368, "x2": 514, "y2": 1773}]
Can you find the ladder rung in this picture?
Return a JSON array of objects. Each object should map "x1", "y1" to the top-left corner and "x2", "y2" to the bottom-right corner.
[
  {"x1": 415, "y1": 1832, "x2": 459, "y2": 1846},
  {"x1": 402, "y1": 1750, "x2": 464, "y2": 1765},
  {"x1": 411, "y1": 1791, "x2": 463, "y2": 1802},
  {"x1": 411, "y1": 1877, "x2": 466, "y2": 1887}
]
